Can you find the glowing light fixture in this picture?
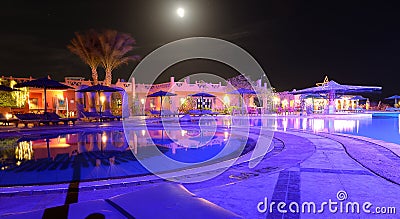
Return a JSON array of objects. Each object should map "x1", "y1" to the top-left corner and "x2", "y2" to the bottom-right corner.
[
  {"x1": 100, "y1": 96, "x2": 106, "y2": 104},
  {"x1": 5, "y1": 113, "x2": 12, "y2": 120}
]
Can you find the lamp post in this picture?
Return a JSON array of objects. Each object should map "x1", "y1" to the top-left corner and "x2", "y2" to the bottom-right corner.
[{"x1": 141, "y1": 98, "x2": 145, "y2": 115}]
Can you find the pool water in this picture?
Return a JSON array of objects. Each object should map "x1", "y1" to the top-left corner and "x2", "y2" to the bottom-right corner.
[
  {"x1": 272, "y1": 116, "x2": 400, "y2": 144},
  {"x1": 0, "y1": 128, "x2": 253, "y2": 186}
]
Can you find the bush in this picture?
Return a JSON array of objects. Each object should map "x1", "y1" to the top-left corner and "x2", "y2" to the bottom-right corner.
[{"x1": 178, "y1": 97, "x2": 196, "y2": 114}]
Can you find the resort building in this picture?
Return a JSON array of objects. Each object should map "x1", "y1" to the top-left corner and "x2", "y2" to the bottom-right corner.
[
  {"x1": 274, "y1": 76, "x2": 381, "y2": 114},
  {"x1": 0, "y1": 75, "x2": 272, "y2": 117}
]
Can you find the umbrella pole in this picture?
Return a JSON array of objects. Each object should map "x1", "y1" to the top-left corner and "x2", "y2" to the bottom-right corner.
[
  {"x1": 241, "y1": 94, "x2": 244, "y2": 114},
  {"x1": 98, "y1": 91, "x2": 101, "y2": 114},
  {"x1": 160, "y1": 96, "x2": 163, "y2": 117},
  {"x1": 44, "y1": 87, "x2": 47, "y2": 113}
]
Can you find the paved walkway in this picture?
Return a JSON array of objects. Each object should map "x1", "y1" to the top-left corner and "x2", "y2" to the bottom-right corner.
[{"x1": 1, "y1": 128, "x2": 400, "y2": 218}]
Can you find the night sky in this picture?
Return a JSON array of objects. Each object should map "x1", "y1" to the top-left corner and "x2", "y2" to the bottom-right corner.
[{"x1": 1, "y1": 0, "x2": 400, "y2": 98}]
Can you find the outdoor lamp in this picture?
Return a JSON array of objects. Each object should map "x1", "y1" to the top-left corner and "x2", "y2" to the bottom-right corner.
[
  {"x1": 5, "y1": 113, "x2": 12, "y2": 120},
  {"x1": 100, "y1": 96, "x2": 106, "y2": 104}
]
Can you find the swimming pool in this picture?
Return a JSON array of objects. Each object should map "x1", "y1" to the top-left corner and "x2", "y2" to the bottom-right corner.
[
  {"x1": 272, "y1": 116, "x2": 400, "y2": 144},
  {"x1": 0, "y1": 124, "x2": 259, "y2": 186}
]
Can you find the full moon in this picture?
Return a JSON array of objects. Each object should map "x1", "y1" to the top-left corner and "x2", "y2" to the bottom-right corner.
[{"x1": 177, "y1": 7, "x2": 185, "y2": 18}]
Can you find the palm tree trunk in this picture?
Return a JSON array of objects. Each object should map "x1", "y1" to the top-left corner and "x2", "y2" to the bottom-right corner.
[
  {"x1": 91, "y1": 67, "x2": 98, "y2": 85},
  {"x1": 105, "y1": 69, "x2": 112, "y2": 86}
]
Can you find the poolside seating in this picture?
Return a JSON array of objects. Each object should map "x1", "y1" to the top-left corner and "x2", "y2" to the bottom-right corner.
[
  {"x1": 100, "y1": 111, "x2": 122, "y2": 121},
  {"x1": 80, "y1": 111, "x2": 100, "y2": 121},
  {"x1": 44, "y1": 112, "x2": 78, "y2": 125},
  {"x1": 196, "y1": 109, "x2": 219, "y2": 116},
  {"x1": 14, "y1": 113, "x2": 42, "y2": 127},
  {"x1": 15, "y1": 113, "x2": 67, "y2": 127},
  {"x1": 149, "y1": 109, "x2": 178, "y2": 117},
  {"x1": 149, "y1": 110, "x2": 161, "y2": 117},
  {"x1": 189, "y1": 109, "x2": 212, "y2": 116},
  {"x1": 80, "y1": 111, "x2": 121, "y2": 122},
  {"x1": 0, "y1": 113, "x2": 18, "y2": 126}
]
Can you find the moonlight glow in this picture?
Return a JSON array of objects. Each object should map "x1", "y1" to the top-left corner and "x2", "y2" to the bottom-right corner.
[{"x1": 177, "y1": 7, "x2": 185, "y2": 18}]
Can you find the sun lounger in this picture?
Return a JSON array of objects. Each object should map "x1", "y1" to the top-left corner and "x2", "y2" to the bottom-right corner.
[
  {"x1": 80, "y1": 111, "x2": 102, "y2": 121},
  {"x1": 100, "y1": 111, "x2": 122, "y2": 121},
  {"x1": 80, "y1": 111, "x2": 120, "y2": 122},
  {"x1": 14, "y1": 113, "x2": 41, "y2": 127},
  {"x1": 189, "y1": 109, "x2": 217, "y2": 116},
  {"x1": 44, "y1": 112, "x2": 78, "y2": 125}
]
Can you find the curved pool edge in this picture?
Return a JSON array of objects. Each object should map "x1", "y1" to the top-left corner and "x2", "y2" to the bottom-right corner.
[
  {"x1": 0, "y1": 129, "x2": 320, "y2": 196},
  {"x1": 0, "y1": 127, "x2": 275, "y2": 195}
]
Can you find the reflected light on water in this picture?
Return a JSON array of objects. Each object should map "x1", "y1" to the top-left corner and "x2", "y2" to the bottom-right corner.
[
  {"x1": 312, "y1": 119, "x2": 325, "y2": 132},
  {"x1": 294, "y1": 118, "x2": 300, "y2": 130},
  {"x1": 101, "y1": 133, "x2": 107, "y2": 143},
  {"x1": 282, "y1": 118, "x2": 288, "y2": 132},
  {"x1": 302, "y1": 118, "x2": 307, "y2": 130},
  {"x1": 224, "y1": 131, "x2": 229, "y2": 140},
  {"x1": 333, "y1": 120, "x2": 356, "y2": 132},
  {"x1": 16, "y1": 141, "x2": 33, "y2": 161}
]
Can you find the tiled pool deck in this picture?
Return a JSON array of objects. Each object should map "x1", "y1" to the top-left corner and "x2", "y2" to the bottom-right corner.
[{"x1": 1, "y1": 118, "x2": 400, "y2": 218}]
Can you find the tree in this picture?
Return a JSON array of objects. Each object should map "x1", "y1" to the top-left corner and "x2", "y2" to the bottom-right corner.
[
  {"x1": 97, "y1": 30, "x2": 139, "y2": 85},
  {"x1": 67, "y1": 30, "x2": 101, "y2": 85},
  {"x1": 178, "y1": 97, "x2": 196, "y2": 114},
  {"x1": 227, "y1": 75, "x2": 254, "y2": 89}
]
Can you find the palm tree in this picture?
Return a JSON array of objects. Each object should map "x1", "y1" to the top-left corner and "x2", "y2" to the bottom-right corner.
[
  {"x1": 67, "y1": 30, "x2": 101, "y2": 85},
  {"x1": 97, "y1": 29, "x2": 139, "y2": 85}
]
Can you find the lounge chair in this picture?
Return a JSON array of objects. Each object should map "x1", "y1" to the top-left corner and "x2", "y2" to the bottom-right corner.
[
  {"x1": 80, "y1": 111, "x2": 119, "y2": 122},
  {"x1": 149, "y1": 110, "x2": 161, "y2": 117},
  {"x1": 80, "y1": 111, "x2": 102, "y2": 122},
  {"x1": 0, "y1": 113, "x2": 19, "y2": 126},
  {"x1": 15, "y1": 113, "x2": 41, "y2": 127},
  {"x1": 189, "y1": 109, "x2": 213, "y2": 116},
  {"x1": 100, "y1": 111, "x2": 122, "y2": 121},
  {"x1": 16, "y1": 113, "x2": 61, "y2": 126},
  {"x1": 44, "y1": 112, "x2": 78, "y2": 125}
]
